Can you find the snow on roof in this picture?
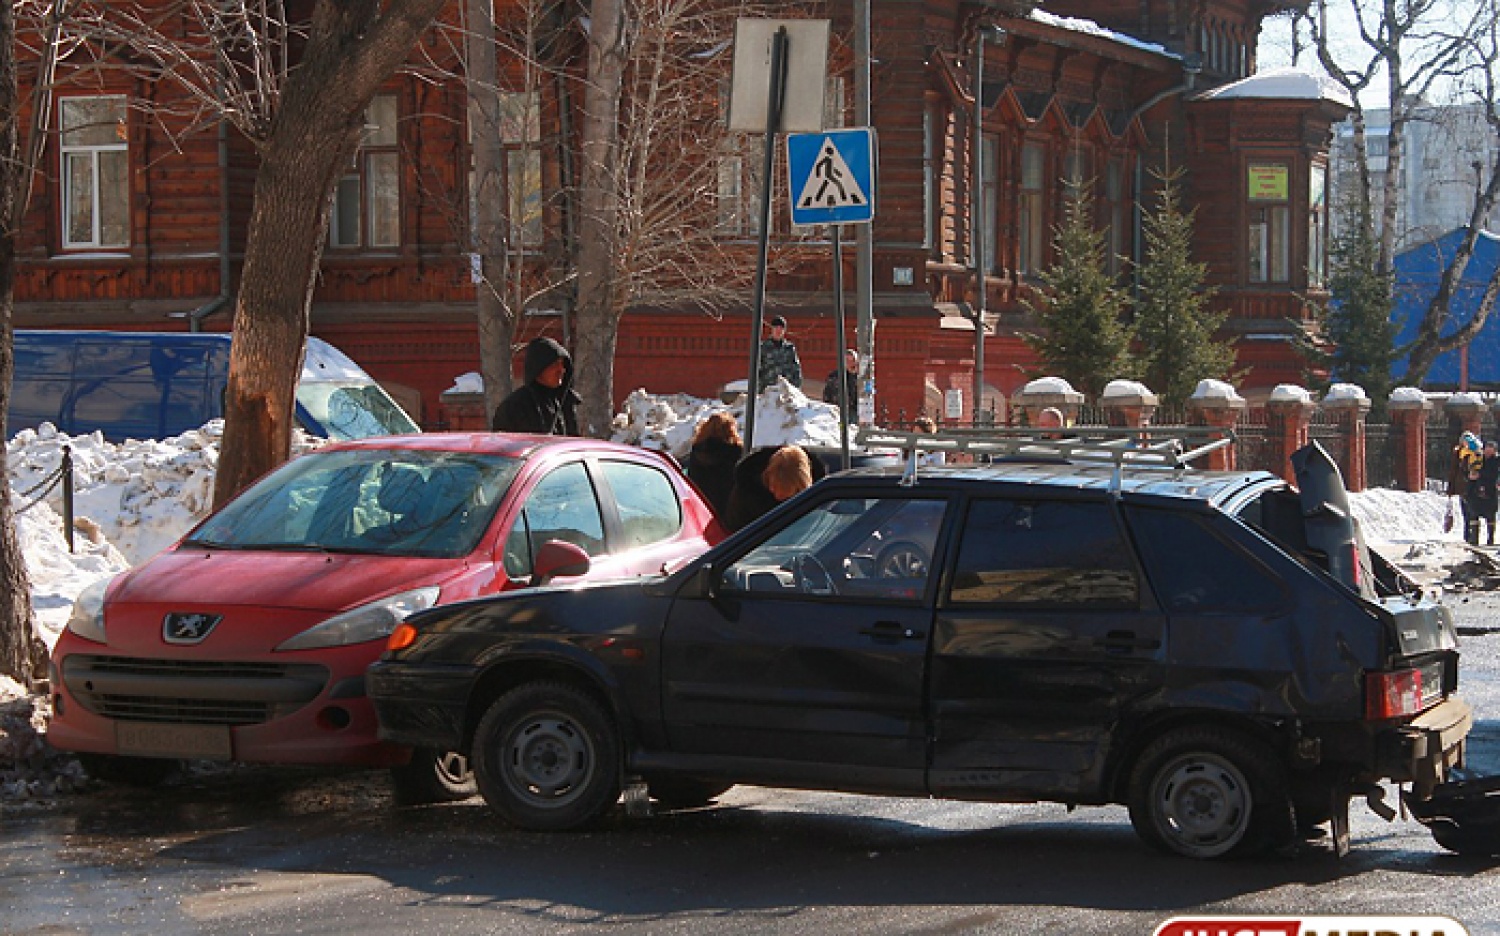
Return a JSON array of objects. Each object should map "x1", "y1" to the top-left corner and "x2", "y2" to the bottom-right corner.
[
  {"x1": 1195, "y1": 67, "x2": 1355, "y2": 108},
  {"x1": 1326, "y1": 382, "x2": 1368, "y2": 402},
  {"x1": 1028, "y1": 9, "x2": 1177, "y2": 61}
]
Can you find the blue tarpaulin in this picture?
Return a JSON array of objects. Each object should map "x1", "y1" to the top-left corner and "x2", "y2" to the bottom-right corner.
[{"x1": 1393, "y1": 227, "x2": 1500, "y2": 386}]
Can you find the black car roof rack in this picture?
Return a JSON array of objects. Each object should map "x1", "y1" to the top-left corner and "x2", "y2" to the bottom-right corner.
[{"x1": 854, "y1": 426, "x2": 1237, "y2": 487}]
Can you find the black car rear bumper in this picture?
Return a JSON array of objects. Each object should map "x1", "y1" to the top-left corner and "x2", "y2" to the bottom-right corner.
[{"x1": 368, "y1": 661, "x2": 476, "y2": 750}]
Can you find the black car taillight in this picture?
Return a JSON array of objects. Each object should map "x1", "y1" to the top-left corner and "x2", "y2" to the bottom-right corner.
[{"x1": 1365, "y1": 668, "x2": 1424, "y2": 720}]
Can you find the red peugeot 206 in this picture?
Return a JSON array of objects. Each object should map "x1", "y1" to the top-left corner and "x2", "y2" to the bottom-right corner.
[{"x1": 48, "y1": 433, "x2": 723, "y2": 803}]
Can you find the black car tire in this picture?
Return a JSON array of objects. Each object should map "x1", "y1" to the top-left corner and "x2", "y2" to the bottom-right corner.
[
  {"x1": 1127, "y1": 726, "x2": 1291, "y2": 859},
  {"x1": 390, "y1": 748, "x2": 477, "y2": 806},
  {"x1": 874, "y1": 540, "x2": 929, "y2": 578},
  {"x1": 77, "y1": 752, "x2": 178, "y2": 786},
  {"x1": 472, "y1": 682, "x2": 620, "y2": 831},
  {"x1": 646, "y1": 776, "x2": 734, "y2": 809}
]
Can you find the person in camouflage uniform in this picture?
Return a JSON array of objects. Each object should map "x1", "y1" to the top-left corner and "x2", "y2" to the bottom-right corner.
[{"x1": 757, "y1": 315, "x2": 802, "y2": 390}]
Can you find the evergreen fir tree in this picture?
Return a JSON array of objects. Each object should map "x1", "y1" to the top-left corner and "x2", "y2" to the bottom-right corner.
[
  {"x1": 1020, "y1": 176, "x2": 1133, "y2": 399},
  {"x1": 1323, "y1": 195, "x2": 1396, "y2": 417},
  {"x1": 1133, "y1": 164, "x2": 1236, "y2": 408}
]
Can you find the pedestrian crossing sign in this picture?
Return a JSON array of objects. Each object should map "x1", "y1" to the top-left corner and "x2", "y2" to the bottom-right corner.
[{"x1": 787, "y1": 128, "x2": 876, "y2": 225}]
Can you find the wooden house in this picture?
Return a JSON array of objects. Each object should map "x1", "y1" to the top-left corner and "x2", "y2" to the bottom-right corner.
[{"x1": 11, "y1": 0, "x2": 1344, "y2": 429}]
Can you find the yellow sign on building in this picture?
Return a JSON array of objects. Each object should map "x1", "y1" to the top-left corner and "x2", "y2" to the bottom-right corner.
[{"x1": 1248, "y1": 163, "x2": 1289, "y2": 201}]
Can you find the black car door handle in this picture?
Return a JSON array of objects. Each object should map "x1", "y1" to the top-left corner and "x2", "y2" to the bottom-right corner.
[
  {"x1": 1096, "y1": 630, "x2": 1161, "y2": 653},
  {"x1": 860, "y1": 621, "x2": 925, "y2": 642}
]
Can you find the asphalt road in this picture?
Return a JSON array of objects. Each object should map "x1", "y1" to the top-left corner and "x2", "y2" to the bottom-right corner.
[{"x1": 4, "y1": 730, "x2": 1500, "y2": 936}]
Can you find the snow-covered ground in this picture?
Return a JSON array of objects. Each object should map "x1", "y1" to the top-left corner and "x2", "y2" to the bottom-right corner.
[{"x1": 2, "y1": 382, "x2": 1498, "y2": 800}]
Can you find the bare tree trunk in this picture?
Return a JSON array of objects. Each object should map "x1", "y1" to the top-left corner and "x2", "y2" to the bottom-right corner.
[
  {"x1": 570, "y1": 0, "x2": 627, "y2": 437},
  {"x1": 213, "y1": 0, "x2": 449, "y2": 507},
  {"x1": 0, "y1": 0, "x2": 39, "y2": 685},
  {"x1": 466, "y1": 0, "x2": 516, "y2": 423}
]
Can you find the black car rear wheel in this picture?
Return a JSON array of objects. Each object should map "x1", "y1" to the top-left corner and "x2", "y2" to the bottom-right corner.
[
  {"x1": 390, "y1": 748, "x2": 477, "y2": 806},
  {"x1": 1127, "y1": 726, "x2": 1292, "y2": 859},
  {"x1": 472, "y1": 682, "x2": 620, "y2": 831}
]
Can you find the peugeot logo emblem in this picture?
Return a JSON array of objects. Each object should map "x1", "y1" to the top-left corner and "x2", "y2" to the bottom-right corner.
[{"x1": 163, "y1": 612, "x2": 223, "y2": 645}]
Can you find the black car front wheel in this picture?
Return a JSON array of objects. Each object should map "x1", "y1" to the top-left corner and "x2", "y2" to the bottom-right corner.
[
  {"x1": 390, "y1": 748, "x2": 477, "y2": 806},
  {"x1": 1127, "y1": 726, "x2": 1292, "y2": 859},
  {"x1": 472, "y1": 682, "x2": 621, "y2": 831}
]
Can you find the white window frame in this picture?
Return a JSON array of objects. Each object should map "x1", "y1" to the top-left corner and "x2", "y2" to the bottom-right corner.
[
  {"x1": 331, "y1": 95, "x2": 400, "y2": 249},
  {"x1": 60, "y1": 96, "x2": 129, "y2": 250}
]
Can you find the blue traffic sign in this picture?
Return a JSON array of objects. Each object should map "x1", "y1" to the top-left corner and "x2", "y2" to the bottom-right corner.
[{"x1": 787, "y1": 128, "x2": 876, "y2": 225}]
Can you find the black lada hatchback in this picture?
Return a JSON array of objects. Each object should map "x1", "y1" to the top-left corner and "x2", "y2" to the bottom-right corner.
[{"x1": 370, "y1": 430, "x2": 1471, "y2": 859}]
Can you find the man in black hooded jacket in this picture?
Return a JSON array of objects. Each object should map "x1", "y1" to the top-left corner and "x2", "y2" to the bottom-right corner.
[{"x1": 491, "y1": 337, "x2": 581, "y2": 435}]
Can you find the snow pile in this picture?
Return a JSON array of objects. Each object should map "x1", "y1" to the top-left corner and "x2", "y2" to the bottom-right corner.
[
  {"x1": 7, "y1": 421, "x2": 325, "y2": 647},
  {"x1": 446, "y1": 371, "x2": 484, "y2": 394},
  {"x1": 612, "y1": 380, "x2": 844, "y2": 460},
  {"x1": 16, "y1": 500, "x2": 128, "y2": 648},
  {"x1": 0, "y1": 675, "x2": 88, "y2": 802}
]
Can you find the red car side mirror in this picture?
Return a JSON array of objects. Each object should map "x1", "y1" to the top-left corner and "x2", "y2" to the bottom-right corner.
[{"x1": 532, "y1": 540, "x2": 591, "y2": 587}]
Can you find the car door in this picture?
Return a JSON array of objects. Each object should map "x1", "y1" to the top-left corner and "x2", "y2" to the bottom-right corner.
[
  {"x1": 592, "y1": 457, "x2": 705, "y2": 576},
  {"x1": 499, "y1": 459, "x2": 632, "y2": 584},
  {"x1": 660, "y1": 493, "x2": 950, "y2": 784},
  {"x1": 927, "y1": 493, "x2": 1166, "y2": 801}
]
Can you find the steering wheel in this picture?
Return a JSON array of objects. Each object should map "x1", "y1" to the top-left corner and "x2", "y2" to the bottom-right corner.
[{"x1": 790, "y1": 552, "x2": 837, "y2": 596}]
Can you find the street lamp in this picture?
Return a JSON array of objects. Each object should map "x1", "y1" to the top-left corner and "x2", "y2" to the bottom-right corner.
[{"x1": 971, "y1": 20, "x2": 1005, "y2": 425}]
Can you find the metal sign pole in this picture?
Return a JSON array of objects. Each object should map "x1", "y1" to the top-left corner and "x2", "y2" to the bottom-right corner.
[
  {"x1": 832, "y1": 225, "x2": 850, "y2": 470},
  {"x1": 742, "y1": 26, "x2": 789, "y2": 452}
]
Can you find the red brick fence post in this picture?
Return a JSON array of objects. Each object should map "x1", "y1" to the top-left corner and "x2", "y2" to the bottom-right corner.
[
  {"x1": 1099, "y1": 380, "x2": 1158, "y2": 429},
  {"x1": 1388, "y1": 391, "x2": 1431, "y2": 493},
  {"x1": 1188, "y1": 385, "x2": 1245, "y2": 472},
  {"x1": 1013, "y1": 378, "x2": 1085, "y2": 428},
  {"x1": 1266, "y1": 386, "x2": 1315, "y2": 486},
  {"x1": 1323, "y1": 387, "x2": 1371, "y2": 493}
]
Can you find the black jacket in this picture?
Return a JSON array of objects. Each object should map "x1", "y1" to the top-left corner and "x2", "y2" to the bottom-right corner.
[
  {"x1": 823, "y1": 368, "x2": 858, "y2": 416},
  {"x1": 723, "y1": 445, "x2": 827, "y2": 533},
  {"x1": 687, "y1": 437, "x2": 743, "y2": 518},
  {"x1": 491, "y1": 337, "x2": 581, "y2": 435}
]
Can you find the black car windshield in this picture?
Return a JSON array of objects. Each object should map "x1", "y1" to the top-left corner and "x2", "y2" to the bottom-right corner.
[{"x1": 186, "y1": 449, "x2": 522, "y2": 558}]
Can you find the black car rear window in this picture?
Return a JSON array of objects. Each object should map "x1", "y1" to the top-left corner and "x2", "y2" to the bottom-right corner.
[{"x1": 1125, "y1": 505, "x2": 1285, "y2": 613}]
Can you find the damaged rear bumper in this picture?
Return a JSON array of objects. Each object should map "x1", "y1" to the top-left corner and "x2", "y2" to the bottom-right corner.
[{"x1": 1388, "y1": 697, "x2": 1473, "y2": 791}]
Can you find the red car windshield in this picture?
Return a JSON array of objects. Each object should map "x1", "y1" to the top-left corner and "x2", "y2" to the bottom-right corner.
[{"x1": 186, "y1": 449, "x2": 523, "y2": 558}]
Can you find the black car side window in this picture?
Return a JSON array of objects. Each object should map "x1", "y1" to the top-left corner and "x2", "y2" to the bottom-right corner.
[
  {"x1": 720, "y1": 497, "x2": 946, "y2": 601},
  {"x1": 950, "y1": 498, "x2": 1138, "y2": 607},
  {"x1": 1124, "y1": 506, "x2": 1284, "y2": 613}
]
